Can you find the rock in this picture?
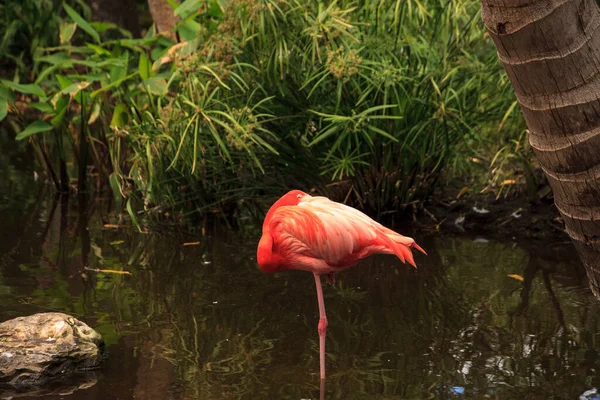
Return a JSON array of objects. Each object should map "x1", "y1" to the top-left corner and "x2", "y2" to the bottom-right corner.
[{"x1": 0, "y1": 313, "x2": 103, "y2": 389}]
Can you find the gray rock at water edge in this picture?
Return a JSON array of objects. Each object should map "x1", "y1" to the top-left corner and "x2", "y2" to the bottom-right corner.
[{"x1": 0, "y1": 312, "x2": 104, "y2": 389}]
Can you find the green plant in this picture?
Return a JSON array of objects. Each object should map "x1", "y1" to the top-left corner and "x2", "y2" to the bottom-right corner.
[
  {"x1": 0, "y1": 0, "x2": 86, "y2": 80},
  {"x1": 1, "y1": 0, "x2": 528, "y2": 225},
  {"x1": 483, "y1": 129, "x2": 538, "y2": 200}
]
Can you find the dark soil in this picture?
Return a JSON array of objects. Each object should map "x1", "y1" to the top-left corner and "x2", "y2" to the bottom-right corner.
[{"x1": 416, "y1": 187, "x2": 569, "y2": 243}]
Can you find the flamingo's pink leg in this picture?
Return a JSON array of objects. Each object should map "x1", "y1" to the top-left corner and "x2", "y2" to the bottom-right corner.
[{"x1": 314, "y1": 273, "x2": 328, "y2": 381}]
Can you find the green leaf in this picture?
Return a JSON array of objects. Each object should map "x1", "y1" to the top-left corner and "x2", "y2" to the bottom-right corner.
[
  {"x1": 177, "y1": 20, "x2": 201, "y2": 42},
  {"x1": 62, "y1": 82, "x2": 91, "y2": 98},
  {"x1": 60, "y1": 22, "x2": 77, "y2": 44},
  {"x1": 108, "y1": 173, "x2": 124, "y2": 202},
  {"x1": 63, "y1": 4, "x2": 100, "y2": 43},
  {"x1": 90, "y1": 21, "x2": 132, "y2": 37},
  {"x1": 110, "y1": 52, "x2": 129, "y2": 83},
  {"x1": 88, "y1": 102, "x2": 101, "y2": 124},
  {"x1": 308, "y1": 125, "x2": 341, "y2": 147},
  {"x1": 138, "y1": 53, "x2": 151, "y2": 80},
  {"x1": 497, "y1": 100, "x2": 519, "y2": 132},
  {"x1": 0, "y1": 85, "x2": 11, "y2": 102},
  {"x1": 51, "y1": 96, "x2": 69, "y2": 126},
  {"x1": 110, "y1": 65, "x2": 127, "y2": 83},
  {"x1": 198, "y1": 65, "x2": 230, "y2": 90},
  {"x1": 175, "y1": 0, "x2": 202, "y2": 18},
  {"x1": 15, "y1": 121, "x2": 53, "y2": 140},
  {"x1": 73, "y1": 88, "x2": 91, "y2": 105},
  {"x1": 29, "y1": 102, "x2": 54, "y2": 113},
  {"x1": 365, "y1": 125, "x2": 399, "y2": 142},
  {"x1": 56, "y1": 75, "x2": 73, "y2": 90},
  {"x1": 86, "y1": 43, "x2": 111, "y2": 56},
  {"x1": 126, "y1": 197, "x2": 141, "y2": 231},
  {"x1": 110, "y1": 103, "x2": 128, "y2": 127},
  {"x1": 207, "y1": 0, "x2": 223, "y2": 17},
  {"x1": 0, "y1": 99, "x2": 7, "y2": 121},
  {"x1": 35, "y1": 53, "x2": 74, "y2": 66},
  {"x1": 1, "y1": 80, "x2": 46, "y2": 98},
  {"x1": 91, "y1": 72, "x2": 138, "y2": 98},
  {"x1": 141, "y1": 77, "x2": 167, "y2": 95}
]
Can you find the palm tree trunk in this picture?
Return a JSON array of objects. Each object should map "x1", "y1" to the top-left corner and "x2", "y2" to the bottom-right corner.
[
  {"x1": 481, "y1": 0, "x2": 600, "y2": 297},
  {"x1": 147, "y1": 0, "x2": 180, "y2": 41}
]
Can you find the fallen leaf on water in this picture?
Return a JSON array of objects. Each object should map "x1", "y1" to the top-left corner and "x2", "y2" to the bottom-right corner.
[
  {"x1": 507, "y1": 274, "x2": 524, "y2": 281},
  {"x1": 511, "y1": 209, "x2": 523, "y2": 219},
  {"x1": 85, "y1": 267, "x2": 131, "y2": 275},
  {"x1": 456, "y1": 186, "x2": 469, "y2": 199},
  {"x1": 183, "y1": 241, "x2": 200, "y2": 246}
]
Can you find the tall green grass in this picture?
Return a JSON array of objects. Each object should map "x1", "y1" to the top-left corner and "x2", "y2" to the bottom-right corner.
[{"x1": 0, "y1": 0, "x2": 526, "y2": 224}]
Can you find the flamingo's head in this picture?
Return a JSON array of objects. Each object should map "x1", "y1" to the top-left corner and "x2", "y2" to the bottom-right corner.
[
  {"x1": 277, "y1": 189, "x2": 309, "y2": 206},
  {"x1": 257, "y1": 190, "x2": 309, "y2": 274},
  {"x1": 262, "y1": 190, "x2": 309, "y2": 231},
  {"x1": 257, "y1": 233, "x2": 281, "y2": 274}
]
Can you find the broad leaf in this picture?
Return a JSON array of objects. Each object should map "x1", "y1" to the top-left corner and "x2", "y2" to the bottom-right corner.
[
  {"x1": 28, "y1": 102, "x2": 54, "y2": 113},
  {"x1": 88, "y1": 102, "x2": 101, "y2": 124},
  {"x1": 51, "y1": 96, "x2": 69, "y2": 126},
  {"x1": 60, "y1": 22, "x2": 77, "y2": 44},
  {"x1": 1, "y1": 80, "x2": 46, "y2": 98},
  {"x1": 63, "y1": 4, "x2": 100, "y2": 43},
  {"x1": 138, "y1": 53, "x2": 151, "y2": 80},
  {"x1": 141, "y1": 77, "x2": 168, "y2": 95},
  {"x1": 15, "y1": 121, "x2": 53, "y2": 140},
  {"x1": 0, "y1": 99, "x2": 7, "y2": 121},
  {"x1": 86, "y1": 43, "x2": 111, "y2": 55},
  {"x1": 56, "y1": 75, "x2": 73, "y2": 90},
  {"x1": 0, "y1": 86, "x2": 10, "y2": 101},
  {"x1": 175, "y1": 0, "x2": 202, "y2": 18},
  {"x1": 207, "y1": 0, "x2": 222, "y2": 17},
  {"x1": 178, "y1": 20, "x2": 201, "y2": 42},
  {"x1": 108, "y1": 173, "x2": 124, "y2": 200},
  {"x1": 110, "y1": 103, "x2": 129, "y2": 127},
  {"x1": 110, "y1": 65, "x2": 127, "y2": 83},
  {"x1": 62, "y1": 81, "x2": 91, "y2": 98}
]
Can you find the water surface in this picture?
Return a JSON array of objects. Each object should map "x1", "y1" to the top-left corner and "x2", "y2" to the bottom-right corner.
[{"x1": 1, "y1": 141, "x2": 599, "y2": 400}]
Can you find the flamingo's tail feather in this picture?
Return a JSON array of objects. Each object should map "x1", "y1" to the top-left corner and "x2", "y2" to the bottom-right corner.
[
  {"x1": 411, "y1": 241, "x2": 427, "y2": 255},
  {"x1": 384, "y1": 231, "x2": 424, "y2": 268}
]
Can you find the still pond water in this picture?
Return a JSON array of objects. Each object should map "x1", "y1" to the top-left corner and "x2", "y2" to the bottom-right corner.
[{"x1": 1, "y1": 141, "x2": 600, "y2": 400}]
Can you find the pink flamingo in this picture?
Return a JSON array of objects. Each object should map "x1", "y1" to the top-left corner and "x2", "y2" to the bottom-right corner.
[{"x1": 257, "y1": 190, "x2": 425, "y2": 382}]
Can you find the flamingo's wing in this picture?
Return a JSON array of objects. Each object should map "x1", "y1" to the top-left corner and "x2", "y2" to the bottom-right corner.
[{"x1": 269, "y1": 195, "x2": 422, "y2": 267}]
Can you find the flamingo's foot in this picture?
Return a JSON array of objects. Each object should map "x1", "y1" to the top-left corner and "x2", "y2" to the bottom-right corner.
[
  {"x1": 318, "y1": 317, "x2": 328, "y2": 337},
  {"x1": 326, "y1": 272, "x2": 336, "y2": 285}
]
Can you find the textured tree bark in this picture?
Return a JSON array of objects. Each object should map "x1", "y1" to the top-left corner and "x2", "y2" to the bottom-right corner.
[
  {"x1": 147, "y1": 0, "x2": 180, "y2": 41},
  {"x1": 481, "y1": 0, "x2": 600, "y2": 297},
  {"x1": 88, "y1": 0, "x2": 141, "y2": 37}
]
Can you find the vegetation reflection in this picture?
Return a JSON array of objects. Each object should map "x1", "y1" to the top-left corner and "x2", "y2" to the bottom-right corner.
[{"x1": 0, "y1": 189, "x2": 598, "y2": 398}]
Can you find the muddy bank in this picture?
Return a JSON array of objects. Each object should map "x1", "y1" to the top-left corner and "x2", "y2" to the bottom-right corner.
[{"x1": 416, "y1": 191, "x2": 568, "y2": 243}]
